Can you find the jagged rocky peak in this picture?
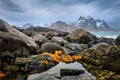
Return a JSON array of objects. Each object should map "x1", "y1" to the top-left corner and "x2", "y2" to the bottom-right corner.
[
  {"x1": 49, "y1": 16, "x2": 114, "y2": 32},
  {"x1": 50, "y1": 21, "x2": 68, "y2": 27},
  {"x1": 75, "y1": 16, "x2": 97, "y2": 30},
  {"x1": 22, "y1": 23, "x2": 33, "y2": 28},
  {"x1": 76, "y1": 16, "x2": 95, "y2": 23},
  {"x1": 75, "y1": 16, "x2": 114, "y2": 31},
  {"x1": 49, "y1": 20, "x2": 69, "y2": 32},
  {"x1": 96, "y1": 20, "x2": 109, "y2": 28}
]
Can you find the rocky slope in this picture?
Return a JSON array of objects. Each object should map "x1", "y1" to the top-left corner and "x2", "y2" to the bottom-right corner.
[
  {"x1": 50, "y1": 16, "x2": 115, "y2": 32},
  {"x1": 49, "y1": 21, "x2": 69, "y2": 32},
  {"x1": 0, "y1": 19, "x2": 120, "y2": 80}
]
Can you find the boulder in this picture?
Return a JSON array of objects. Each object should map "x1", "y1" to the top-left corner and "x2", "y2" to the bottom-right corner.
[
  {"x1": 98, "y1": 37, "x2": 115, "y2": 45},
  {"x1": 29, "y1": 26, "x2": 69, "y2": 36},
  {"x1": 0, "y1": 19, "x2": 38, "y2": 52},
  {"x1": 64, "y1": 43, "x2": 83, "y2": 56},
  {"x1": 1, "y1": 53, "x2": 56, "y2": 77},
  {"x1": 0, "y1": 47, "x2": 30, "y2": 73},
  {"x1": 44, "y1": 31, "x2": 55, "y2": 40},
  {"x1": 15, "y1": 57, "x2": 28, "y2": 65},
  {"x1": 81, "y1": 42, "x2": 120, "y2": 72},
  {"x1": 110, "y1": 74, "x2": 120, "y2": 80},
  {"x1": 52, "y1": 36, "x2": 69, "y2": 46},
  {"x1": 115, "y1": 35, "x2": 120, "y2": 45},
  {"x1": 3, "y1": 72, "x2": 28, "y2": 80},
  {"x1": 0, "y1": 33, "x2": 24, "y2": 51},
  {"x1": 14, "y1": 47, "x2": 30, "y2": 57},
  {"x1": 80, "y1": 61, "x2": 116, "y2": 80},
  {"x1": 40, "y1": 43, "x2": 64, "y2": 54},
  {"x1": 66, "y1": 29, "x2": 98, "y2": 45},
  {"x1": 82, "y1": 42, "x2": 110, "y2": 59},
  {"x1": 25, "y1": 54, "x2": 56, "y2": 73},
  {"x1": 18, "y1": 26, "x2": 69, "y2": 39},
  {"x1": 3, "y1": 64, "x2": 19, "y2": 73},
  {"x1": 106, "y1": 46, "x2": 120, "y2": 72},
  {"x1": 32, "y1": 34, "x2": 50, "y2": 46},
  {"x1": 27, "y1": 62, "x2": 96, "y2": 80}
]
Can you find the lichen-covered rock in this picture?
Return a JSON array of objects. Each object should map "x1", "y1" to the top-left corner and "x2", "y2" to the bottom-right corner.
[
  {"x1": 80, "y1": 61, "x2": 115, "y2": 80},
  {"x1": 82, "y1": 43, "x2": 110, "y2": 60},
  {"x1": 3, "y1": 64, "x2": 19, "y2": 73},
  {"x1": 1, "y1": 51, "x2": 14, "y2": 58},
  {"x1": 66, "y1": 29, "x2": 98, "y2": 45},
  {"x1": 98, "y1": 37, "x2": 115, "y2": 45},
  {"x1": 109, "y1": 74, "x2": 120, "y2": 80},
  {"x1": 45, "y1": 31, "x2": 58, "y2": 40},
  {"x1": 14, "y1": 47, "x2": 30, "y2": 57},
  {"x1": 0, "y1": 51, "x2": 15, "y2": 68},
  {"x1": 115, "y1": 35, "x2": 120, "y2": 45},
  {"x1": 32, "y1": 34, "x2": 50, "y2": 46},
  {"x1": 41, "y1": 43, "x2": 64, "y2": 54},
  {"x1": 0, "y1": 47, "x2": 30, "y2": 74},
  {"x1": 15, "y1": 57, "x2": 28, "y2": 65},
  {"x1": 25, "y1": 54, "x2": 56, "y2": 73},
  {"x1": 52, "y1": 36, "x2": 69, "y2": 46},
  {"x1": 106, "y1": 46, "x2": 120, "y2": 72},
  {"x1": 81, "y1": 42, "x2": 120, "y2": 73},
  {"x1": 63, "y1": 47, "x2": 77, "y2": 56},
  {"x1": 4, "y1": 72, "x2": 28, "y2": 80},
  {"x1": 64, "y1": 43, "x2": 83, "y2": 56}
]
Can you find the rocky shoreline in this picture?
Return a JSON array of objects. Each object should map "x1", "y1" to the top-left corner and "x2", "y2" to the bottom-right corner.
[{"x1": 0, "y1": 19, "x2": 120, "y2": 80}]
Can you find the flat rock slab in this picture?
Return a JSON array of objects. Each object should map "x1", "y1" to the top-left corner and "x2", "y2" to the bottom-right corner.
[{"x1": 27, "y1": 62, "x2": 96, "y2": 80}]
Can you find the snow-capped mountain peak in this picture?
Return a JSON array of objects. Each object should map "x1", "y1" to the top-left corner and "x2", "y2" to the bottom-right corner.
[
  {"x1": 50, "y1": 16, "x2": 114, "y2": 32},
  {"x1": 96, "y1": 20, "x2": 109, "y2": 28}
]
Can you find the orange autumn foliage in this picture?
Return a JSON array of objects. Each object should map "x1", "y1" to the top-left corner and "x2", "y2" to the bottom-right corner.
[
  {"x1": 42, "y1": 50, "x2": 82, "y2": 63},
  {"x1": 73, "y1": 55, "x2": 82, "y2": 61},
  {"x1": 43, "y1": 60, "x2": 49, "y2": 66},
  {"x1": 0, "y1": 73, "x2": 7, "y2": 80},
  {"x1": 60, "y1": 54, "x2": 73, "y2": 63}
]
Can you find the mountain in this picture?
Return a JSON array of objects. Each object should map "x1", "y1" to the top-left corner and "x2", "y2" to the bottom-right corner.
[
  {"x1": 49, "y1": 21, "x2": 74, "y2": 32},
  {"x1": 95, "y1": 20, "x2": 112, "y2": 31},
  {"x1": 49, "y1": 21, "x2": 68, "y2": 31},
  {"x1": 75, "y1": 16, "x2": 114, "y2": 31},
  {"x1": 75, "y1": 16, "x2": 97, "y2": 31},
  {"x1": 50, "y1": 16, "x2": 115, "y2": 32}
]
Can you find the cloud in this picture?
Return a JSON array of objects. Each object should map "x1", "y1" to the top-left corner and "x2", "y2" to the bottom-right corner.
[
  {"x1": 0, "y1": 0, "x2": 24, "y2": 12},
  {"x1": 0, "y1": 0, "x2": 120, "y2": 29}
]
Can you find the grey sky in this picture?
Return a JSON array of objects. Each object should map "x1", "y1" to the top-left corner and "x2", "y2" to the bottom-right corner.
[{"x1": 0, "y1": 0, "x2": 120, "y2": 29}]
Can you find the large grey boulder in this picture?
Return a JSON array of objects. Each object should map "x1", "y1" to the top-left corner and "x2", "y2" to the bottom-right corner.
[
  {"x1": 41, "y1": 43, "x2": 64, "y2": 54},
  {"x1": 27, "y1": 62, "x2": 96, "y2": 80},
  {"x1": 0, "y1": 19, "x2": 38, "y2": 52}
]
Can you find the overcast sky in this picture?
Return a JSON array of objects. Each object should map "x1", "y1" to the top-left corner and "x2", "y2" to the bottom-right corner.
[{"x1": 0, "y1": 0, "x2": 120, "y2": 29}]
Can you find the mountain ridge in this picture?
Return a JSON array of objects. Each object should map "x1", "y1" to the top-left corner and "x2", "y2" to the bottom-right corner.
[{"x1": 49, "y1": 16, "x2": 116, "y2": 32}]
